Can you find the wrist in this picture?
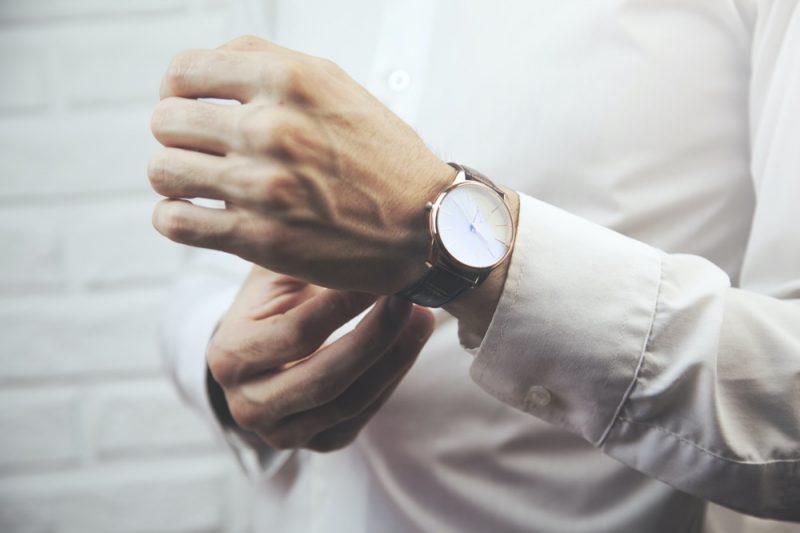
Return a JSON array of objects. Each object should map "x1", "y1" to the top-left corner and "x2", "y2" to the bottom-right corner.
[{"x1": 391, "y1": 160, "x2": 457, "y2": 292}]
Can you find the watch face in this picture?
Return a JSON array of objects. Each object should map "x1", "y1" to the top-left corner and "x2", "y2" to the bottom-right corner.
[{"x1": 435, "y1": 182, "x2": 514, "y2": 269}]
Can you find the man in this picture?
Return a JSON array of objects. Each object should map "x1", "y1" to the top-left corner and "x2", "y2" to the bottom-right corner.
[{"x1": 152, "y1": 0, "x2": 800, "y2": 531}]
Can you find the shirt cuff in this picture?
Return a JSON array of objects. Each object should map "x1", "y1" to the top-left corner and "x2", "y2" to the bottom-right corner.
[
  {"x1": 170, "y1": 286, "x2": 238, "y2": 431},
  {"x1": 467, "y1": 192, "x2": 664, "y2": 446},
  {"x1": 165, "y1": 279, "x2": 293, "y2": 479}
]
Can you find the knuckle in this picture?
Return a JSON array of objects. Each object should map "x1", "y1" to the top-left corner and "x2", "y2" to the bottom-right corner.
[
  {"x1": 220, "y1": 164, "x2": 253, "y2": 199},
  {"x1": 321, "y1": 290, "x2": 349, "y2": 314},
  {"x1": 271, "y1": 319, "x2": 305, "y2": 354},
  {"x1": 261, "y1": 219, "x2": 287, "y2": 250},
  {"x1": 265, "y1": 119, "x2": 296, "y2": 157},
  {"x1": 306, "y1": 374, "x2": 338, "y2": 407},
  {"x1": 163, "y1": 50, "x2": 197, "y2": 91},
  {"x1": 228, "y1": 395, "x2": 262, "y2": 430},
  {"x1": 227, "y1": 34, "x2": 265, "y2": 50},
  {"x1": 237, "y1": 107, "x2": 299, "y2": 158},
  {"x1": 235, "y1": 109, "x2": 270, "y2": 154},
  {"x1": 146, "y1": 149, "x2": 173, "y2": 193},
  {"x1": 236, "y1": 170, "x2": 270, "y2": 202},
  {"x1": 271, "y1": 59, "x2": 306, "y2": 98},
  {"x1": 206, "y1": 337, "x2": 237, "y2": 387},
  {"x1": 330, "y1": 396, "x2": 362, "y2": 424},
  {"x1": 149, "y1": 98, "x2": 173, "y2": 137},
  {"x1": 262, "y1": 435, "x2": 291, "y2": 450},
  {"x1": 263, "y1": 174, "x2": 298, "y2": 210},
  {"x1": 288, "y1": 314, "x2": 312, "y2": 344},
  {"x1": 307, "y1": 431, "x2": 356, "y2": 453},
  {"x1": 262, "y1": 430, "x2": 303, "y2": 451},
  {"x1": 204, "y1": 220, "x2": 239, "y2": 256},
  {"x1": 239, "y1": 171, "x2": 293, "y2": 207},
  {"x1": 227, "y1": 389, "x2": 279, "y2": 431},
  {"x1": 238, "y1": 219, "x2": 285, "y2": 264},
  {"x1": 306, "y1": 441, "x2": 332, "y2": 453},
  {"x1": 316, "y1": 57, "x2": 341, "y2": 75},
  {"x1": 153, "y1": 202, "x2": 191, "y2": 242},
  {"x1": 265, "y1": 118, "x2": 296, "y2": 156},
  {"x1": 236, "y1": 110, "x2": 270, "y2": 150}
]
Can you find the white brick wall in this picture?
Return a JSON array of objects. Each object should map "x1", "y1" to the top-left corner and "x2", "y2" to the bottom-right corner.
[{"x1": 0, "y1": 1, "x2": 252, "y2": 531}]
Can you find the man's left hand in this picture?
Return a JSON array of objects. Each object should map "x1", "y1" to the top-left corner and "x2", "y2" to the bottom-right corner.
[{"x1": 149, "y1": 35, "x2": 454, "y2": 294}]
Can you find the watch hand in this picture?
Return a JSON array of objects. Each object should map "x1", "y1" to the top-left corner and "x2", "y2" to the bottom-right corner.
[
  {"x1": 477, "y1": 215, "x2": 509, "y2": 257},
  {"x1": 475, "y1": 209, "x2": 491, "y2": 231},
  {"x1": 453, "y1": 197, "x2": 474, "y2": 223},
  {"x1": 471, "y1": 209, "x2": 490, "y2": 236},
  {"x1": 472, "y1": 222, "x2": 500, "y2": 257},
  {"x1": 469, "y1": 209, "x2": 484, "y2": 238}
]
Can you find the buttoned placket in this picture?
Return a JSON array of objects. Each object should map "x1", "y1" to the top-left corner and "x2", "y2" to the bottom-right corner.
[{"x1": 365, "y1": 0, "x2": 438, "y2": 127}]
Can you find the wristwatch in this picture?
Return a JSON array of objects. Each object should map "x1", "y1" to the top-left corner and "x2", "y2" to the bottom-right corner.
[{"x1": 397, "y1": 163, "x2": 515, "y2": 307}]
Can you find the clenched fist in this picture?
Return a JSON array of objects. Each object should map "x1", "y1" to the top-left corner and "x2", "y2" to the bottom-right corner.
[
  {"x1": 149, "y1": 35, "x2": 455, "y2": 294},
  {"x1": 207, "y1": 266, "x2": 435, "y2": 452}
]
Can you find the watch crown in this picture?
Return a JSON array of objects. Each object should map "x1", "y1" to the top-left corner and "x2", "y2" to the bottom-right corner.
[{"x1": 424, "y1": 201, "x2": 433, "y2": 211}]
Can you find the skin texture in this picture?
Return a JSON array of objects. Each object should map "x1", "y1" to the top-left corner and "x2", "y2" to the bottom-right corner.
[
  {"x1": 207, "y1": 265, "x2": 435, "y2": 452},
  {"x1": 149, "y1": 35, "x2": 456, "y2": 294},
  {"x1": 149, "y1": 35, "x2": 520, "y2": 449}
]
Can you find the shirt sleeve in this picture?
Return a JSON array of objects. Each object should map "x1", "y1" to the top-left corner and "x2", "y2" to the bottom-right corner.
[
  {"x1": 465, "y1": 2, "x2": 800, "y2": 521},
  {"x1": 159, "y1": 248, "x2": 294, "y2": 480}
]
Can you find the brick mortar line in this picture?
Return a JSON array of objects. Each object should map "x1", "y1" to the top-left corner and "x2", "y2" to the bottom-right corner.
[
  {"x1": 0, "y1": 190, "x2": 158, "y2": 207},
  {"x1": 0, "y1": 371, "x2": 168, "y2": 389},
  {"x1": 0, "y1": 6, "x2": 193, "y2": 29}
]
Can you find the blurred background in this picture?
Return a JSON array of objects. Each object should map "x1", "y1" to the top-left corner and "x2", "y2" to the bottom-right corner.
[
  {"x1": 0, "y1": 1, "x2": 253, "y2": 531},
  {"x1": 0, "y1": 1, "x2": 797, "y2": 532}
]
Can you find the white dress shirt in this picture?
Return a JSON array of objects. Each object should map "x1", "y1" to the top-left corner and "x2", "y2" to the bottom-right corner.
[{"x1": 162, "y1": 0, "x2": 800, "y2": 531}]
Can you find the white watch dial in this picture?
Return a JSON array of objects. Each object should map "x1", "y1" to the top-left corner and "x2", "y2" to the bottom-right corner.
[{"x1": 436, "y1": 182, "x2": 514, "y2": 269}]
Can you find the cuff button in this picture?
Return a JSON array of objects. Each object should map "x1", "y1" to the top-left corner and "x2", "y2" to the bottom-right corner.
[{"x1": 524, "y1": 385, "x2": 551, "y2": 410}]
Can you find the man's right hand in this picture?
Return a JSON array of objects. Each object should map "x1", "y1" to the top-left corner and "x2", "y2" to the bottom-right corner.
[{"x1": 207, "y1": 265, "x2": 435, "y2": 452}]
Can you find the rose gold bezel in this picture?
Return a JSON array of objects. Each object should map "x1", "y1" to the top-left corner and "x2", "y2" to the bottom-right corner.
[{"x1": 425, "y1": 173, "x2": 515, "y2": 273}]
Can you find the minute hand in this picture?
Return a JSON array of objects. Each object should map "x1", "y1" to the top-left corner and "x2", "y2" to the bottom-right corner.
[
  {"x1": 452, "y1": 195, "x2": 476, "y2": 223},
  {"x1": 472, "y1": 219, "x2": 502, "y2": 258}
]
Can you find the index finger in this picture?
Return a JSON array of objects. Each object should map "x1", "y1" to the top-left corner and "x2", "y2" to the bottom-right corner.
[
  {"x1": 160, "y1": 48, "x2": 261, "y2": 102},
  {"x1": 235, "y1": 296, "x2": 414, "y2": 423},
  {"x1": 210, "y1": 289, "x2": 378, "y2": 386},
  {"x1": 261, "y1": 289, "x2": 380, "y2": 368}
]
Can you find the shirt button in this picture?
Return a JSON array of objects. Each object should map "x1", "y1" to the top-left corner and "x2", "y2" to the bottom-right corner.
[
  {"x1": 524, "y1": 385, "x2": 551, "y2": 409},
  {"x1": 387, "y1": 69, "x2": 411, "y2": 92}
]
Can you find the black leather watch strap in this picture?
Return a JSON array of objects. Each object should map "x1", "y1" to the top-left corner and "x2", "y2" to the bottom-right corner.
[
  {"x1": 397, "y1": 260, "x2": 482, "y2": 308},
  {"x1": 452, "y1": 163, "x2": 505, "y2": 196}
]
